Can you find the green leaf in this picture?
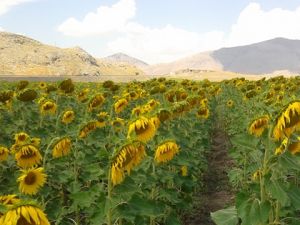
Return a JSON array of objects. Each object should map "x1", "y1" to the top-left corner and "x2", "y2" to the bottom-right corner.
[
  {"x1": 211, "y1": 206, "x2": 239, "y2": 225},
  {"x1": 278, "y1": 151, "x2": 300, "y2": 171},
  {"x1": 231, "y1": 134, "x2": 259, "y2": 151},
  {"x1": 288, "y1": 185, "x2": 300, "y2": 210},
  {"x1": 267, "y1": 180, "x2": 290, "y2": 207}
]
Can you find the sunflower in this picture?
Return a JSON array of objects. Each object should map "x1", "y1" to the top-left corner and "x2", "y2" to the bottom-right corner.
[
  {"x1": 112, "y1": 117, "x2": 125, "y2": 132},
  {"x1": 196, "y1": 107, "x2": 209, "y2": 119},
  {"x1": 15, "y1": 145, "x2": 42, "y2": 168},
  {"x1": 131, "y1": 106, "x2": 143, "y2": 116},
  {"x1": 154, "y1": 141, "x2": 179, "y2": 163},
  {"x1": 157, "y1": 109, "x2": 172, "y2": 122},
  {"x1": 97, "y1": 112, "x2": 109, "y2": 127},
  {"x1": 77, "y1": 88, "x2": 89, "y2": 102},
  {"x1": 127, "y1": 117, "x2": 156, "y2": 143},
  {"x1": 0, "y1": 195, "x2": 20, "y2": 206},
  {"x1": 288, "y1": 139, "x2": 300, "y2": 155},
  {"x1": 52, "y1": 137, "x2": 72, "y2": 158},
  {"x1": 227, "y1": 100, "x2": 234, "y2": 108},
  {"x1": 18, "y1": 167, "x2": 47, "y2": 195},
  {"x1": 39, "y1": 82, "x2": 47, "y2": 89},
  {"x1": 146, "y1": 99, "x2": 160, "y2": 110},
  {"x1": 88, "y1": 94, "x2": 105, "y2": 112},
  {"x1": 0, "y1": 204, "x2": 50, "y2": 225},
  {"x1": 252, "y1": 170, "x2": 261, "y2": 181},
  {"x1": 273, "y1": 101, "x2": 300, "y2": 140},
  {"x1": 111, "y1": 141, "x2": 146, "y2": 186},
  {"x1": 14, "y1": 132, "x2": 30, "y2": 145},
  {"x1": 30, "y1": 138, "x2": 41, "y2": 148},
  {"x1": 79, "y1": 121, "x2": 101, "y2": 138},
  {"x1": 248, "y1": 116, "x2": 269, "y2": 137},
  {"x1": 114, "y1": 98, "x2": 128, "y2": 114},
  {"x1": 17, "y1": 89, "x2": 38, "y2": 102},
  {"x1": 150, "y1": 116, "x2": 160, "y2": 130},
  {"x1": 0, "y1": 146, "x2": 9, "y2": 162},
  {"x1": 61, "y1": 110, "x2": 75, "y2": 124},
  {"x1": 40, "y1": 101, "x2": 57, "y2": 115}
]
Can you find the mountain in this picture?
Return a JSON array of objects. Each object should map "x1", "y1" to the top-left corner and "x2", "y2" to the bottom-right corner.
[
  {"x1": 144, "y1": 52, "x2": 222, "y2": 75},
  {"x1": 212, "y1": 38, "x2": 300, "y2": 74},
  {"x1": 103, "y1": 53, "x2": 148, "y2": 69},
  {"x1": 145, "y1": 38, "x2": 300, "y2": 75},
  {"x1": 0, "y1": 32, "x2": 142, "y2": 76}
]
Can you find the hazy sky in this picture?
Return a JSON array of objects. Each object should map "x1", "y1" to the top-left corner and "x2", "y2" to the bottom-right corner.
[{"x1": 1, "y1": 0, "x2": 300, "y2": 64}]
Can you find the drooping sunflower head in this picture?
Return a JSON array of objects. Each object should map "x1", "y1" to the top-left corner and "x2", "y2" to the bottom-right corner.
[
  {"x1": 97, "y1": 112, "x2": 109, "y2": 127},
  {"x1": 79, "y1": 121, "x2": 101, "y2": 138},
  {"x1": 248, "y1": 116, "x2": 270, "y2": 137},
  {"x1": 16, "y1": 80, "x2": 29, "y2": 91},
  {"x1": 0, "y1": 203, "x2": 50, "y2": 225},
  {"x1": 40, "y1": 101, "x2": 57, "y2": 115},
  {"x1": 88, "y1": 94, "x2": 105, "y2": 112},
  {"x1": 150, "y1": 116, "x2": 160, "y2": 130},
  {"x1": 131, "y1": 106, "x2": 143, "y2": 116},
  {"x1": 127, "y1": 116, "x2": 156, "y2": 143},
  {"x1": 287, "y1": 139, "x2": 300, "y2": 155},
  {"x1": 14, "y1": 132, "x2": 30, "y2": 145},
  {"x1": 59, "y1": 78, "x2": 75, "y2": 94},
  {"x1": 17, "y1": 89, "x2": 38, "y2": 102},
  {"x1": 275, "y1": 138, "x2": 288, "y2": 155},
  {"x1": 146, "y1": 99, "x2": 160, "y2": 110},
  {"x1": 0, "y1": 195, "x2": 20, "y2": 206},
  {"x1": 15, "y1": 145, "x2": 42, "y2": 168},
  {"x1": 227, "y1": 99, "x2": 234, "y2": 108},
  {"x1": 111, "y1": 117, "x2": 125, "y2": 132},
  {"x1": 154, "y1": 141, "x2": 179, "y2": 163},
  {"x1": 111, "y1": 141, "x2": 146, "y2": 186},
  {"x1": 0, "y1": 146, "x2": 9, "y2": 162},
  {"x1": 196, "y1": 107, "x2": 209, "y2": 119},
  {"x1": 157, "y1": 109, "x2": 172, "y2": 122},
  {"x1": 114, "y1": 98, "x2": 128, "y2": 114},
  {"x1": 18, "y1": 167, "x2": 47, "y2": 195},
  {"x1": 52, "y1": 137, "x2": 72, "y2": 158},
  {"x1": 30, "y1": 138, "x2": 41, "y2": 148},
  {"x1": 61, "y1": 110, "x2": 75, "y2": 124},
  {"x1": 273, "y1": 101, "x2": 300, "y2": 140},
  {"x1": 77, "y1": 88, "x2": 90, "y2": 102},
  {"x1": 0, "y1": 90, "x2": 14, "y2": 103}
]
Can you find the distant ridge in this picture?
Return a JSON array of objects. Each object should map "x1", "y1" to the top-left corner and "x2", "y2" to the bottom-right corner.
[
  {"x1": 145, "y1": 37, "x2": 300, "y2": 75},
  {"x1": 103, "y1": 53, "x2": 149, "y2": 69}
]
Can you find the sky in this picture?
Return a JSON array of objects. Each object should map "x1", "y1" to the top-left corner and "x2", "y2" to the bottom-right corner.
[{"x1": 1, "y1": 0, "x2": 300, "y2": 64}]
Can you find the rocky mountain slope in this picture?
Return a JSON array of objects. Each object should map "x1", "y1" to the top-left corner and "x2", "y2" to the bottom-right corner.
[
  {"x1": 102, "y1": 53, "x2": 148, "y2": 69},
  {"x1": 0, "y1": 32, "x2": 142, "y2": 76}
]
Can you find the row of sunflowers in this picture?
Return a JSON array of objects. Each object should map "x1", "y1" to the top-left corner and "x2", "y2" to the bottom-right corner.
[
  {"x1": 212, "y1": 76, "x2": 300, "y2": 225},
  {"x1": 0, "y1": 78, "x2": 215, "y2": 225}
]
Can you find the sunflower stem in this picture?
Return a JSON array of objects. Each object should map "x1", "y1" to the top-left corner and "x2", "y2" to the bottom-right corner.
[
  {"x1": 42, "y1": 137, "x2": 60, "y2": 168},
  {"x1": 107, "y1": 166, "x2": 113, "y2": 225}
]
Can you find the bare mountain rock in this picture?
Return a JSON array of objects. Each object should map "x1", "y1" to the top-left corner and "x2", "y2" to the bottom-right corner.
[{"x1": 102, "y1": 53, "x2": 148, "y2": 69}]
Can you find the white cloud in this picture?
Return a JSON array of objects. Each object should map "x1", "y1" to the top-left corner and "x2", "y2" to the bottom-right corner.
[
  {"x1": 108, "y1": 23, "x2": 224, "y2": 63},
  {"x1": 0, "y1": 27, "x2": 4, "y2": 31},
  {"x1": 0, "y1": 0, "x2": 35, "y2": 16},
  {"x1": 58, "y1": 1, "x2": 300, "y2": 63},
  {"x1": 58, "y1": 0, "x2": 136, "y2": 37},
  {"x1": 226, "y1": 3, "x2": 300, "y2": 46}
]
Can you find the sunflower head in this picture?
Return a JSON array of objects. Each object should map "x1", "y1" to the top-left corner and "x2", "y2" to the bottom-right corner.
[
  {"x1": 97, "y1": 112, "x2": 109, "y2": 127},
  {"x1": 15, "y1": 145, "x2": 42, "y2": 168},
  {"x1": 18, "y1": 167, "x2": 47, "y2": 195},
  {"x1": 52, "y1": 137, "x2": 72, "y2": 158},
  {"x1": 77, "y1": 88, "x2": 90, "y2": 102},
  {"x1": 127, "y1": 117, "x2": 156, "y2": 143},
  {"x1": 111, "y1": 141, "x2": 146, "y2": 186},
  {"x1": 248, "y1": 116, "x2": 269, "y2": 137},
  {"x1": 157, "y1": 109, "x2": 172, "y2": 122},
  {"x1": 132, "y1": 106, "x2": 143, "y2": 116},
  {"x1": 112, "y1": 117, "x2": 125, "y2": 132},
  {"x1": 114, "y1": 98, "x2": 128, "y2": 114},
  {"x1": 16, "y1": 80, "x2": 29, "y2": 91},
  {"x1": 61, "y1": 110, "x2": 75, "y2": 124},
  {"x1": 79, "y1": 121, "x2": 101, "y2": 138},
  {"x1": 0, "y1": 203, "x2": 50, "y2": 225},
  {"x1": 17, "y1": 89, "x2": 38, "y2": 102},
  {"x1": 30, "y1": 138, "x2": 41, "y2": 147},
  {"x1": 197, "y1": 107, "x2": 209, "y2": 119},
  {"x1": 154, "y1": 141, "x2": 179, "y2": 163},
  {"x1": 273, "y1": 101, "x2": 300, "y2": 140},
  {"x1": 88, "y1": 94, "x2": 105, "y2": 112},
  {"x1": 181, "y1": 165, "x2": 188, "y2": 176},
  {"x1": 59, "y1": 78, "x2": 75, "y2": 94},
  {"x1": 0, "y1": 195, "x2": 20, "y2": 206},
  {"x1": 0, "y1": 146, "x2": 9, "y2": 162},
  {"x1": 227, "y1": 100, "x2": 234, "y2": 108},
  {"x1": 39, "y1": 82, "x2": 47, "y2": 89},
  {"x1": 14, "y1": 132, "x2": 30, "y2": 145},
  {"x1": 40, "y1": 101, "x2": 57, "y2": 115},
  {"x1": 0, "y1": 90, "x2": 14, "y2": 103}
]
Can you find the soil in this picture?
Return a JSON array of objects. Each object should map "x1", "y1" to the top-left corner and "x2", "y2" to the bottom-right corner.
[{"x1": 183, "y1": 128, "x2": 235, "y2": 225}]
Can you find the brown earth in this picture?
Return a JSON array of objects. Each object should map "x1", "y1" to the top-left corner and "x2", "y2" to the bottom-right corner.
[{"x1": 184, "y1": 127, "x2": 234, "y2": 225}]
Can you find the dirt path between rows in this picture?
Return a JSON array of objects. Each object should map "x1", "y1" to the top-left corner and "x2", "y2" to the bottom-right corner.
[{"x1": 184, "y1": 127, "x2": 234, "y2": 225}]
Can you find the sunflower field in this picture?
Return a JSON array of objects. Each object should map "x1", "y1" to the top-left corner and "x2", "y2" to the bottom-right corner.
[{"x1": 1, "y1": 76, "x2": 300, "y2": 225}]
